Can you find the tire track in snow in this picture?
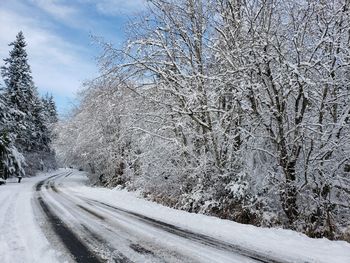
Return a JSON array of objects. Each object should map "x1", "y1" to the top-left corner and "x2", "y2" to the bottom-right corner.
[
  {"x1": 37, "y1": 196, "x2": 102, "y2": 263},
  {"x1": 35, "y1": 172, "x2": 104, "y2": 263},
  {"x1": 47, "y1": 180, "x2": 163, "y2": 263},
  {"x1": 80, "y1": 224, "x2": 133, "y2": 263},
  {"x1": 41, "y1": 173, "x2": 291, "y2": 263},
  {"x1": 35, "y1": 171, "x2": 69, "y2": 192},
  {"x1": 49, "y1": 178, "x2": 196, "y2": 263},
  {"x1": 56, "y1": 180, "x2": 282, "y2": 263},
  {"x1": 84, "y1": 199, "x2": 288, "y2": 263}
]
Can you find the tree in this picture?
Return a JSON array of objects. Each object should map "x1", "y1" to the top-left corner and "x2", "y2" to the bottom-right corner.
[
  {"x1": 54, "y1": 0, "x2": 350, "y2": 240},
  {"x1": 1, "y1": 31, "x2": 57, "y2": 175},
  {"x1": 1, "y1": 31, "x2": 52, "y2": 152},
  {"x1": 42, "y1": 93, "x2": 58, "y2": 124},
  {"x1": 215, "y1": 0, "x2": 350, "y2": 236},
  {"x1": 0, "y1": 89, "x2": 25, "y2": 179},
  {"x1": 1, "y1": 32, "x2": 35, "y2": 112},
  {"x1": 1, "y1": 31, "x2": 37, "y2": 150}
]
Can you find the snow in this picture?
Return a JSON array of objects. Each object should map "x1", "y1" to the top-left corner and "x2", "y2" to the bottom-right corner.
[
  {"x1": 0, "y1": 169, "x2": 350, "y2": 263},
  {"x1": 64, "y1": 171, "x2": 350, "y2": 263},
  {"x1": 0, "y1": 173, "x2": 61, "y2": 263}
]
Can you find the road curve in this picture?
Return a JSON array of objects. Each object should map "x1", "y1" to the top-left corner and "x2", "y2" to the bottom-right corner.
[{"x1": 34, "y1": 171, "x2": 290, "y2": 263}]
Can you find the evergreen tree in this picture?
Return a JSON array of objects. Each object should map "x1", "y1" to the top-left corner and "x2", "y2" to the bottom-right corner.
[
  {"x1": 1, "y1": 31, "x2": 35, "y2": 114},
  {"x1": 41, "y1": 93, "x2": 58, "y2": 149},
  {"x1": 0, "y1": 90, "x2": 25, "y2": 179},
  {"x1": 32, "y1": 95, "x2": 51, "y2": 151},
  {"x1": 1, "y1": 31, "x2": 48, "y2": 151},
  {"x1": 1, "y1": 31, "x2": 57, "y2": 176},
  {"x1": 42, "y1": 93, "x2": 58, "y2": 124}
]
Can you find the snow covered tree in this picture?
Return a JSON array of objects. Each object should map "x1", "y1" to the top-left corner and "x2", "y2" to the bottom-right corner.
[
  {"x1": 1, "y1": 32, "x2": 35, "y2": 113},
  {"x1": 32, "y1": 95, "x2": 51, "y2": 150},
  {"x1": 1, "y1": 31, "x2": 37, "y2": 150},
  {"x1": 214, "y1": 0, "x2": 350, "y2": 237},
  {"x1": 0, "y1": 90, "x2": 25, "y2": 179},
  {"x1": 42, "y1": 93, "x2": 58, "y2": 124},
  {"x1": 1, "y1": 31, "x2": 56, "y2": 175},
  {"x1": 54, "y1": 0, "x2": 350, "y2": 241},
  {"x1": 1, "y1": 31, "x2": 51, "y2": 152}
]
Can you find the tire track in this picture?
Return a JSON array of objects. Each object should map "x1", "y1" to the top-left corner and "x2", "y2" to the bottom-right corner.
[
  {"x1": 84, "y1": 199, "x2": 287, "y2": 263},
  {"x1": 49, "y1": 179, "x2": 197, "y2": 263},
  {"x1": 35, "y1": 172, "x2": 104, "y2": 263},
  {"x1": 58, "y1": 182, "x2": 281, "y2": 263},
  {"x1": 41, "y1": 173, "x2": 290, "y2": 263},
  {"x1": 46, "y1": 182, "x2": 150, "y2": 263},
  {"x1": 80, "y1": 224, "x2": 133, "y2": 263},
  {"x1": 35, "y1": 171, "x2": 67, "y2": 192},
  {"x1": 37, "y1": 196, "x2": 102, "y2": 263}
]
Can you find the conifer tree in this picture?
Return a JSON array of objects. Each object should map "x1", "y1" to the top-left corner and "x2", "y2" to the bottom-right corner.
[
  {"x1": 32, "y1": 95, "x2": 50, "y2": 151},
  {"x1": 1, "y1": 31, "x2": 35, "y2": 114},
  {"x1": 1, "y1": 31, "x2": 56, "y2": 175},
  {"x1": 0, "y1": 90, "x2": 25, "y2": 178},
  {"x1": 1, "y1": 31, "x2": 48, "y2": 151},
  {"x1": 42, "y1": 93, "x2": 58, "y2": 124}
]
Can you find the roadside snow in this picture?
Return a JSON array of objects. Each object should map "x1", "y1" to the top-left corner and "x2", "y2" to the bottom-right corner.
[
  {"x1": 0, "y1": 173, "x2": 60, "y2": 263},
  {"x1": 1, "y1": 169, "x2": 349, "y2": 263},
  {"x1": 64, "y1": 171, "x2": 350, "y2": 263}
]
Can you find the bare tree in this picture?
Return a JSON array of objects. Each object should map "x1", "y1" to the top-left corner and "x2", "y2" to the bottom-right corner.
[{"x1": 54, "y1": 0, "x2": 350, "y2": 240}]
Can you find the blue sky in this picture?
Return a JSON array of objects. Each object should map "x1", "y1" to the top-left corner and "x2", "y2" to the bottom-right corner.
[{"x1": 0, "y1": 0, "x2": 146, "y2": 115}]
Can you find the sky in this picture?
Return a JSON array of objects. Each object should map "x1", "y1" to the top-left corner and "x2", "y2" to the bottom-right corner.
[{"x1": 0, "y1": 0, "x2": 146, "y2": 115}]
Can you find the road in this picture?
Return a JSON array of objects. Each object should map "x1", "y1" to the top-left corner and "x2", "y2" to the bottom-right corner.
[
  {"x1": 2, "y1": 170, "x2": 349, "y2": 263},
  {"x1": 34, "y1": 171, "x2": 285, "y2": 263}
]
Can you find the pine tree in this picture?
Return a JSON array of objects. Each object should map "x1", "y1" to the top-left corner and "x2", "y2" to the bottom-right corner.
[
  {"x1": 1, "y1": 31, "x2": 48, "y2": 151},
  {"x1": 0, "y1": 90, "x2": 25, "y2": 179},
  {"x1": 1, "y1": 31, "x2": 35, "y2": 114},
  {"x1": 42, "y1": 93, "x2": 58, "y2": 124},
  {"x1": 32, "y1": 95, "x2": 51, "y2": 151},
  {"x1": 1, "y1": 31, "x2": 57, "y2": 175}
]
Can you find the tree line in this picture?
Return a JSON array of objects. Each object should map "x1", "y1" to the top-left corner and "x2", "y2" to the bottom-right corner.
[
  {"x1": 0, "y1": 31, "x2": 58, "y2": 179},
  {"x1": 54, "y1": 0, "x2": 350, "y2": 241}
]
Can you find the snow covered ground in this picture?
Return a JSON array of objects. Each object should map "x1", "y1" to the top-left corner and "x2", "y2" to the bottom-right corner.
[
  {"x1": 64, "y1": 171, "x2": 350, "y2": 263},
  {"x1": 0, "y1": 169, "x2": 350, "y2": 263},
  {"x1": 0, "y1": 174, "x2": 61, "y2": 263}
]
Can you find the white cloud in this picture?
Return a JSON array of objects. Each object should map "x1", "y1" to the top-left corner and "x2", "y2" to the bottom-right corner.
[
  {"x1": 30, "y1": 0, "x2": 78, "y2": 21},
  {"x1": 0, "y1": 9, "x2": 97, "y2": 99},
  {"x1": 91, "y1": 0, "x2": 147, "y2": 16},
  {"x1": 29, "y1": 0, "x2": 94, "y2": 31},
  {"x1": 0, "y1": 0, "x2": 137, "y2": 113}
]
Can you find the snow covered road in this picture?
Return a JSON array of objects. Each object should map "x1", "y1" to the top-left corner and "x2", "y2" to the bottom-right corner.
[
  {"x1": 1, "y1": 169, "x2": 350, "y2": 263},
  {"x1": 0, "y1": 174, "x2": 59, "y2": 262},
  {"x1": 36, "y1": 171, "x2": 278, "y2": 263}
]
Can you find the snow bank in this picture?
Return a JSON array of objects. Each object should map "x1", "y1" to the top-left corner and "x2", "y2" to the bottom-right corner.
[{"x1": 65, "y1": 171, "x2": 350, "y2": 263}]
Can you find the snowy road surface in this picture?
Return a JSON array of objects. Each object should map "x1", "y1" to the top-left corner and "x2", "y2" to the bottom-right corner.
[{"x1": 1, "y1": 170, "x2": 350, "y2": 263}]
